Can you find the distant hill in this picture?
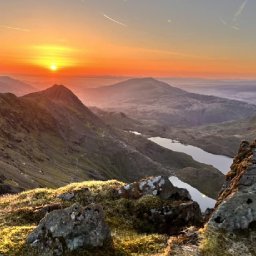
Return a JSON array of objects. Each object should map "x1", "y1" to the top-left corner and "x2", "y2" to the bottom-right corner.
[
  {"x1": 0, "y1": 76, "x2": 35, "y2": 96},
  {"x1": 0, "y1": 85, "x2": 223, "y2": 198},
  {"x1": 164, "y1": 115, "x2": 256, "y2": 157},
  {"x1": 83, "y1": 78, "x2": 256, "y2": 127}
]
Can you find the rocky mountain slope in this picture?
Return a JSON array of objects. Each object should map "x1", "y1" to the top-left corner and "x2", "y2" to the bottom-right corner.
[
  {"x1": 82, "y1": 78, "x2": 256, "y2": 127},
  {"x1": 0, "y1": 85, "x2": 223, "y2": 198},
  {"x1": 0, "y1": 76, "x2": 35, "y2": 96}
]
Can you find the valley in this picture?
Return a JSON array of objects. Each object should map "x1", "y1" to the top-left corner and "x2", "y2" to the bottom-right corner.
[
  {"x1": 0, "y1": 76, "x2": 255, "y2": 256},
  {"x1": 0, "y1": 83, "x2": 224, "y2": 199}
]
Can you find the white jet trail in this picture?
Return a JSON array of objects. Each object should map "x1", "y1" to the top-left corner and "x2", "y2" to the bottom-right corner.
[
  {"x1": 233, "y1": 0, "x2": 248, "y2": 22},
  {"x1": 103, "y1": 14, "x2": 127, "y2": 27}
]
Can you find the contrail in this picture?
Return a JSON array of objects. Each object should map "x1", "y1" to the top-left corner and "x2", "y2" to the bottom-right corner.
[
  {"x1": 0, "y1": 25, "x2": 30, "y2": 32},
  {"x1": 219, "y1": 17, "x2": 227, "y2": 26},
  {"x1": 233, "y1": 0, "x2": 248, "y2": 22},
  {"x1": 103, "y1": 14, "x2": 127, "y2": 27}
]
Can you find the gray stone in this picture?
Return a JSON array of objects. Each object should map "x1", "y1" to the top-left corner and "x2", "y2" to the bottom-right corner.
[
  {"x1": 57, "y1": 192, "x2": 75, "y2": 201},
  {"x1": 118, "y1": 176, "x2": 191, "y2": 201},
  {"x1": 238, "y1": 165, "x2": 256, "y2": 188},
  {"x1": 27, "y1": 203, "x2": 111, "y2": 255},
  {"x1": 209, "y1": 183, "x2": 256, "y2": 231}
]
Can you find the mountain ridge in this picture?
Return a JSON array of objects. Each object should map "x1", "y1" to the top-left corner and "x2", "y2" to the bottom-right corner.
[
  {"x1": 0, "y1": 76, "x2": 35, "y2": 96},
  {"x1": 82, "y1": 78, "x2": 256, "y2": 127},
  {"x1": 0, "y1": 85, "x2": 223, "y2": 198}
]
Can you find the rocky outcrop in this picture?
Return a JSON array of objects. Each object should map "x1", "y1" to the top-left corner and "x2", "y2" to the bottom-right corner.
[
  {"x1": 118, "y1": 176, "x2": 191, "y2": 200},
  {"x1": 27, "y1": 203, "x2": 111, "y2": 256},
  {"x1": 118, "y1": 176, "x2": 202, "y2": 235},
  {"x1": 209, "y1": 140, "x2": 256, "y2": 231},
  {"x1": 134, "y1": 196, "x2": 202, "y2": 235}
]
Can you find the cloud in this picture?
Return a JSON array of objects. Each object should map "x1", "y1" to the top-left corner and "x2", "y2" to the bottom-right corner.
[
  {"x1": 233, "y1": 0, "x2": 248, "y2": 22},
  {"x1": 219, "y1": 0, "x2": 248, "y2": 31},
  {"x1": 103, "y1": 14, "x2": 127, "y2": 27},
  {"x1": 0, "y1": 25, "x2": 30, "y2": 32},
  {"x1": 219, "y1": 17, "x2": 227, "y2": 26},
  {"x1": 232, "y1": 25, "x2": 240, "y2": 30}
]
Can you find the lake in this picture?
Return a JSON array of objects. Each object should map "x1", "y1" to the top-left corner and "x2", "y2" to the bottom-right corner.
[
  {"x1": 149, "y1": 137, "x2": 233, "y2": 174},
  {"x1": 130, "y1": 132, "x2": 233, "y2": 211},
  {"x1": 169, "y1": 176, "x2": 216, "y2": 212}
]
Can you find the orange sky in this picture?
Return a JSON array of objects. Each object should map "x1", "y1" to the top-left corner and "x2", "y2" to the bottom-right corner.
[{"x1": 1, "y1": 0, "x2": 256, "y2": 79}]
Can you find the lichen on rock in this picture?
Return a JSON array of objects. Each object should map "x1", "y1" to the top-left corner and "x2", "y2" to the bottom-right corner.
[
  {"x1": 118, "y1": 176, "x2": 191, "y2": 201},
  {"x1": 27, "y1": 203, "x2": 111, "y2": 256}
]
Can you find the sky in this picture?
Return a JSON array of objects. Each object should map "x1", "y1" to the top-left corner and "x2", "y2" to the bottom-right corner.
[{"x1": 0, "y1": 0, "x2": 256, "y2": 78}]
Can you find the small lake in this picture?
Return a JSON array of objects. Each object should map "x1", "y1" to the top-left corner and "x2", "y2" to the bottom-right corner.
[
  {"x1": 130, "y1": 132, "x2": 233, "y2": 210},
  {"x1": 149, "y1": 137, "x2": 233, "y2": 174},
  {"x1": 169, "y1": 176, "x2": 216, "y2": 212}
]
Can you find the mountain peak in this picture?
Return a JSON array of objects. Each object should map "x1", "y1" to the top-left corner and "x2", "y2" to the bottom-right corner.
[
  {"x1": 24, "y1": 84, "x2": 85, "y2": 109},
  {"x1": 98, "y1": 77, "x2": 186, "y2": 95}
]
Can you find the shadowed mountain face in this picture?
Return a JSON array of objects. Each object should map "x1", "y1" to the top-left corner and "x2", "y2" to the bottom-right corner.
[
  {"x1": 0, "y1": 85, "x2": 223, "y2": 198},
  {"x1": 0, "y1": 76, "x2": 35, "y2": 96},
  {"x1": 82, "y1": 78, "x2": 256, "y2": 127}
]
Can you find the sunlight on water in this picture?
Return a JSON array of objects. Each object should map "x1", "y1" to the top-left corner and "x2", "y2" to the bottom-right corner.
[{"x1": 149, "y1": 137, "x2": 233, "y2": 174}]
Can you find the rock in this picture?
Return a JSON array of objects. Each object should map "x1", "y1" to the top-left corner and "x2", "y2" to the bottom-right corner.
[
  {"x1": 134, "y1": 195, "x2": 202, "y2": 235},
  {"x1": 203, "y1": 208, "x2": 214, "y2": 222},
  {"x1": 118, "y1": 176, "x2": 191, "y2": 201},
  {"x1": 209, "y1": 140, "x2": 256, "y2": 232},
  {"x1": 209, "y1": 183, "x2": 256, "y2": 231},
  {"x1": 165, "y1": 226, "x2": 200, "y2": 256},
  {"x1": 27, "y1": 203, "x2": 111, "y2": 255},
  {"x1": 57, "y1": 192, "x2": 75, "y2": 201}
]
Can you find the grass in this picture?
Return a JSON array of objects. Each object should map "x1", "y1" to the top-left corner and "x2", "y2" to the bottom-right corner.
[
  {"x1": 199, "y1": 226, "x2": 256, "y2": 256},
  {"x1": 0, "y1": 180, "x2": 168, "y2": 256}
]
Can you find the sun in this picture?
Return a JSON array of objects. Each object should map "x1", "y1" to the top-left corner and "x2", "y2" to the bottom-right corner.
[{"x1": 50, "y1": 64, "x2": 58, "y2": 71}]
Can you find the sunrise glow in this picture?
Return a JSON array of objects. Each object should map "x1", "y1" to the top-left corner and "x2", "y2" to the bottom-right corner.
[
  {"x1": 50, "y1": 64, "x2": 58, "y2": 72},
  {"x1": 0, "y1": 1, "x2": 255, "y2": 78}
]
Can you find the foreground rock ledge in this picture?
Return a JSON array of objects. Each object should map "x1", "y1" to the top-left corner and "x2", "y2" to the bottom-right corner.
[
  {"x1": 209, "y1": 143, "x2": 256, "y2": 232},
  {"x1": 27, "y1": 203, "x2": 111, "y2": 256}
]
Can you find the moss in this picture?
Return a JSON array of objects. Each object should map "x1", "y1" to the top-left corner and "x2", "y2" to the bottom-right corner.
[
  {"x1": 0, "y1": 226, "x2": 35, "y2": 256},
  {"x1": 0, "y1": 180, "x2": 168, "y2": 256}
]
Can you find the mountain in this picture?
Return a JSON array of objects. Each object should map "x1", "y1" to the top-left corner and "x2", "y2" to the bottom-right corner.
[
  {"x1": 82, "y1": 78, "x2": 256, "y2": 127},
  {"x1": 90, "y1": 107, "x2": 145, "y2": 132},
  {"x1": 0, "y1": 76, "x2": 35, "y2": 96},
  {"x1": 163, "y1": 114, "x2": 256, "y2": 157},
  {"x1": 0, "y1": 85, "x2": 223, "y2": 198}
]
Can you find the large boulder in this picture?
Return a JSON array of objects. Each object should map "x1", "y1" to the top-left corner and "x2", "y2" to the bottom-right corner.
[
  {"x1": 27, "y1": 203, "x2": 111, "y2": 256},
  {"x1": 118, "y1": 176, "x2": 191, "y2": 200},
  {"x1": 209, "y1": 141, "x2": 256, "y2": 232},
  {"x1": 209, "y1": 183, "x2": 256, "y2": 231}
]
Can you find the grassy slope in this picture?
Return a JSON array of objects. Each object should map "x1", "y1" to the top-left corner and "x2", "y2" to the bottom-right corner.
[{"x1": 0, "y1": 180, "x2": 168, "y2": 256}]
